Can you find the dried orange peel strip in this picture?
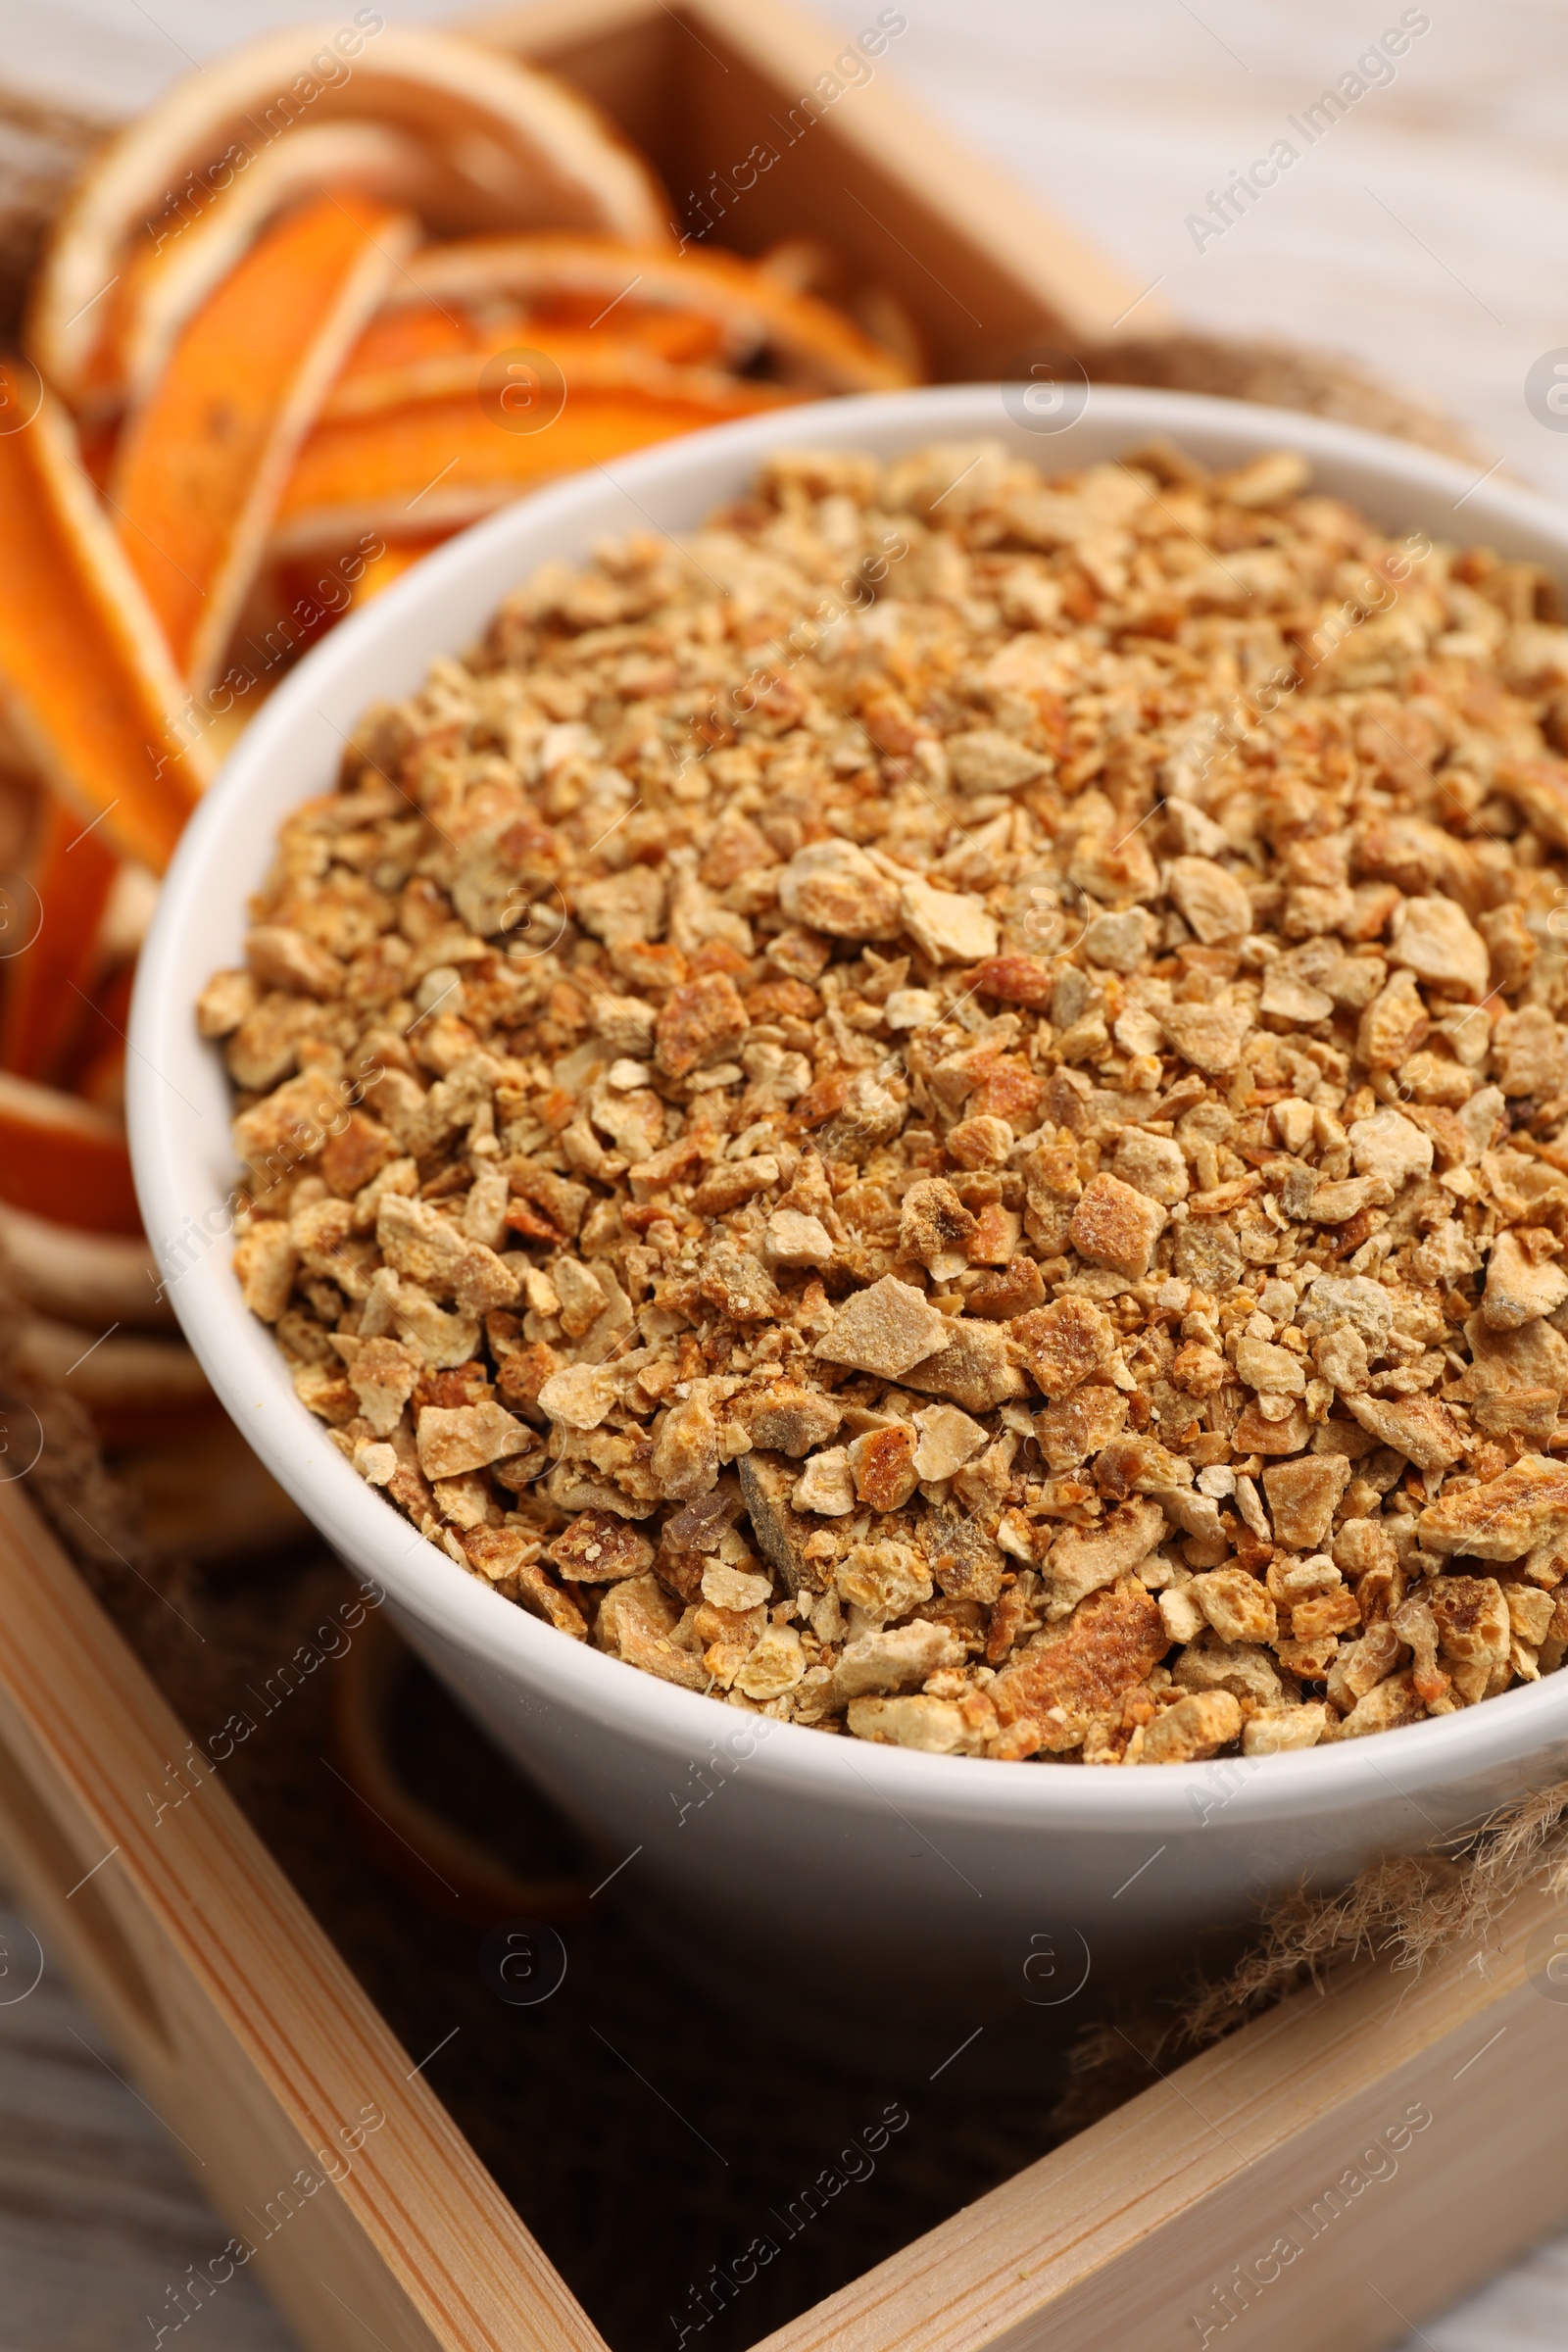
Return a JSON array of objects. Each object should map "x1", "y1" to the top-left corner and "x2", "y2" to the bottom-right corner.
[
  {"x1": 0, "y1": 368, "x2": 209, "y2": 873},
  {"x1": 0, "y1": 795, "x2": 119, "y2": 1084},
  {"x1": 348, "y1": 543, "x2": 435, "y2": 605},
  {"x1": 271, "y1": 386, "x2": 806, "y2": 555},
  {"x1": 330, "y1": 297, "x2": 726, "y2": 398},
  {"x1": 0, "y1": 1199, "x2": 169, "y2": 1328},
  {"x1": 112, "y1": 188, "x2": 419, "y2": 691},
  {"x1": 0, "y1": 1070, "x2": 140, "y2": 1234},
  {"x1": 107, "y1": 121, "x2": 441, "y2": 415},
  {"x1": 65, "y1": 952, "x2": 137, "y2": 1107},
  {"x1": 29, "y1": 23, "x2": 672, "y2": 413},
  {"x1": 394, "y1": 236, "x2": 917, "y2": 394},
  {"x1": 331, "y1": 298, "x2": 506, "y2": 381},
  {"x1": 532, "y1": 303, "x2": 725, "y2": 366},
  {"x1": 10, "y1": 1308, "x2": 212, "y2": 1446},
  {"x1": 321, "y1": 323, "x2": 801, "y2": 419},
  {"x1": 99, "y1": 125, "x2": 679, "y2": 416}
]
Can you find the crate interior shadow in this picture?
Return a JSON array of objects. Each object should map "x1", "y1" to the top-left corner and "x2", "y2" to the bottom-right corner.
[{"x1": 322, "y1": 1609, "x2": 1094, "y2": 2351}]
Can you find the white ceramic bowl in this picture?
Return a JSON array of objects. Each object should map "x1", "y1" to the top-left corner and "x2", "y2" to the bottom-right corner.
[{"x1": 129, "y1": 386, "x2": 1568, "y2": 2024}]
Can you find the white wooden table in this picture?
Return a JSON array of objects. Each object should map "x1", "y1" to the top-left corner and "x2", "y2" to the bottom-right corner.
[
  {"x1": 0, "y1": 1891, "x2": 295, "y2": 2350},
  {"x1": 2, "y1": 3, "x2": 1565, "y2": 2344}
]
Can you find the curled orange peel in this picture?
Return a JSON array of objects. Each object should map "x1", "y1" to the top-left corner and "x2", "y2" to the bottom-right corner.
[
  {"x1": 29, "y1": 23, "x2": 672, "y2": 413},
  {"x1": 320, "y1": 323, "x2": 800, "y2": 419},
  {"x1": 111, "y1": 188, "x2": 418, "y2": 691},
  {"x1": 0, "y1": 367, "x2": 209, "y2": 875},
  {"x1": 271, "y1": 383, "x2": 804, "y2": 554},
  {"x1": 104, "y1": 121, "x2": 438, "y2": 415},
  {"x1": 390, "y1": 235, "x2": 917, "y2": 394},
  {"x1": 0, "y1": 1069, "x2": 141, "y2": 1235}
]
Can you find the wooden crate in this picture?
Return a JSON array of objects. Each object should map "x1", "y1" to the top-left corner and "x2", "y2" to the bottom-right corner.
[{"x1": 2, "y1": 6, "x2": 1565, "y2": 2348}]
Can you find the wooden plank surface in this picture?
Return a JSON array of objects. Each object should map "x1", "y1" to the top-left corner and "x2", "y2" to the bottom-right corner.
[
  {"x1": 0, "y1": 1886, "x2": 298, "y2": 2352},
  {"x1": 816, "y1": 0, "x2": 1568, "y2": 503}
]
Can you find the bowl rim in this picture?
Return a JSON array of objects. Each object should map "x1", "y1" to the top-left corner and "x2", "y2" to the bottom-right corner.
[{"x1": 128, "y1": 379, "x2": 1568, "y2": 1838}]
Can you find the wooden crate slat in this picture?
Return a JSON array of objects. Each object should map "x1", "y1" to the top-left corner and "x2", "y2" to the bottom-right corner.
[
  {"x1": 750, "y1": 1886, "x2": 1568, "y2": 2352},
  {"x1": 470, "y1": 0, "x2": 1168, "y2": 368},
  {"x1": 0, "y1": 1481, "x2": 608, "y2": 2352}
]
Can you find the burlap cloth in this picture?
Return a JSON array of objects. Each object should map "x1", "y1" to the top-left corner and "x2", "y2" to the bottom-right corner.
[{"x1": 0, "y1": 78, "x2": 1539, "y2": 2351}]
